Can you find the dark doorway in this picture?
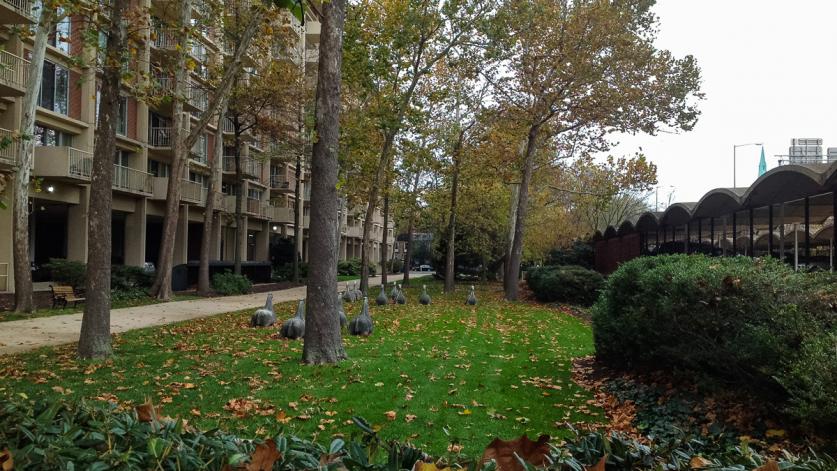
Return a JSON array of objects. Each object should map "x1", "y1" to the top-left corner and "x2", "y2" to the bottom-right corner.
[
  {"x1": 187, "y1": 222, "x2": 203, "y2": 261},
  {"x1": 32, "y1": 201, "x2": 68, "y2": 266},
  {"x1": 145, "y1": 216, "x2": 163, "y2": 265},
  {"x1": 112, "y1": 212, "x2": 126, "y2": 265}
]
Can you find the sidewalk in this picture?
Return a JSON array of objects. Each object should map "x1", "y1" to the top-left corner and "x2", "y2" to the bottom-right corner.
[{"x1": 0, "y1": 275, "x2": 400, "y2": 356}]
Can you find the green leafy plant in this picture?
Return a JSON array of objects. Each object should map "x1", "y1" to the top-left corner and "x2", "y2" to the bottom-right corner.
[
  {"x1": 212, "y1": 271, "x2": 253, "y2": 295},
  {"x1": 527, "y1": 265, "x2": 604, "y2": 305},
  {"x1": 43, "y1": 258, "x2": 87, "y2": 287},
  {"x1": 338, "y1": 258, "x2": 376, "y2": 277}
]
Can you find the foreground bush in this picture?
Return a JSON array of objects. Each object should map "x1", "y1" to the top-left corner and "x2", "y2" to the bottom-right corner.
[
  {"x1": 527, "y1": 265, "x2": 604, "y2": 305},
  {"x1": 338, "y1": 258, "x2": 377, "y2": 277},
  {"x1": 43, "y1": 258, "x2": 87, "y2": 287},
  {"x1": 212, "y1": 271, "x2": 252, "y2": 295},
  {"x1": 44, "y1": 259, "x2": 153, "y2": 301},
  {"x1": 1, "y1": 397, "x2": 832, "y2": 471},
  {"x1": 592, "y1": 255, "x2": 837, "y2": 428}
]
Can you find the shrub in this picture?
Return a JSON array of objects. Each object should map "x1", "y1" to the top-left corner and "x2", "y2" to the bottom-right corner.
[
  {"x1": 526, "y1": 265, "x2": 603, "y2": 305},
  {"x1": 111, "y1": 265, "x2": 153, "y2": 291},
  {"x1": 338, "y1": 258, "x2": 376, "y2": 277},
  {"x1": 43, "y1": 258, "x2": 86, "y2": 287},
  {"x1": 592, "y1": 255, "x2": 837, "y2": 428},
  {"x1": 545, "y1": 241, "x2": 594, "y2": 268},
  {"x1": 212, "y1": 271, "x2": 252, "y2": 295},
  {"x1": 389, "y1": 258, "x2": 404, "y2": 274},
  {"x1": 272, "y1": 262, "x2": 308, "y2": 282}
]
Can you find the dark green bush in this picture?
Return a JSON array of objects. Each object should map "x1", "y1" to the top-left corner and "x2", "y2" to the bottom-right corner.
[
  {"x1": 338, "y1": 258, "x2": 376, "y2": 277},
  {"x1": 592, "y1": 255, "x2": 837, "y2": 428},
  {"x1": 389, "y1": 258, "x2": 404, "y2": 274},
  {"x1": 212, "y1": 271, "x2": 252, "y2": 295},
  {"x1": 527, "y1": 265, "x2": 604, "y2": 305},
  {"x1": 272, "y1": 262, "x2": 308, "y2": 282},
  {"x1": 111, "y1": 265, "x2": 153, "y2": 291},
  {"x1": 44, "y1": 258, "x2": 87, "y2": 287},
  {"x1": 545, "y1": 241, "x2": 594, "y2": 268}
]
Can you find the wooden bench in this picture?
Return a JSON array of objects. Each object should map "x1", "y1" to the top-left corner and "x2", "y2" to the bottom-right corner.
[{"x1": 50, "y1": 284, "x2": 86, "y2": 309}]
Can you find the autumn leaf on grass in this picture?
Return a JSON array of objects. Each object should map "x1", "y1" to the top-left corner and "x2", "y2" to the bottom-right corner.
[
  {"x1": 1, "y1": 449, "x2": 13, "y2": 471},
  {"x1": 405, "y1": 414, "x2": 417, "y2": 422},
  {"x1": 190, "y1": 408, "x2": 202, "y2": 417},
  {"x1": 688, "y1": 456, "x2": 713, "y2": 469},
  {"x1": 753, "y1": 462, "x2": 780, "y2": 471},
  {"x1": 413, "y1": 462, "x2": 451, "y2": 471},
  {"x1": 458, "y1": 409, "x2": 472, "y2": 416},
  {"x1": 245, "y1": 439, "x2": 282, "y2": 471},
  {"x1": 385, "y1": 410, "x2": 397, "y2": 421},
  {"x1": 136, "y1": 401, "x2": 162, "y2": 422},
  {"x1": 481, "y1": 435, "x2": 550, "y2": 471},
  {"x1": 276, "y1": 410, "x2": 292, "y2": 424}
]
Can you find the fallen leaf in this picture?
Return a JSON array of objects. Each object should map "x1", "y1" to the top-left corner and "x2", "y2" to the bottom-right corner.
[
  {"x1": 413, "y1": 463, "x2": 451, "y2": 471},
  {"x1": 405, "y1": 414, "x2": 417, "y2": 422},
  {"x1": 276, "y1": 410, "x2": 292, "y2": 424},
  {"x1": 689, "y1": 456, "x2": 713, "y2": 469},
  {"x1": 136, "y1": 402, "x2": 162, "y2": 422},
  {"x1": 246, "y1": 439, "x2": 281, "y2": 471},
  {"x1": 1, "y1": 449, "x2": 13, "y2": 471},
  {"x1": 481, "y1": 435, "x2": 550, "y2": 471},
  {"x1": 585, "y1": 455, "x2": 606, "y2": 471},
  {"x1": 190, "y1": 408, "x2": 202, "y2": 417},
  {"x1": 753, "y1": 461, "x2": 780, "y2": 471},
  {"x1": 385, "y1": 410, "x2": 397, "y2": 421},
  {"x1": 765, "y1": 429, "x2": 785, "y2": 438}
]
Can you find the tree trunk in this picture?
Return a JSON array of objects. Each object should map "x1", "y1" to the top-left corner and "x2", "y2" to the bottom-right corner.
[
  {"x1": 444, "y1": 136, "x2": 463, "y2": 293},
  {"x1": 402, "y1": 171, "x2": 420, "y2": 286},
  {"x1": 503, "y1": 183, "x2": 520, "y2": 294},
  {"x1": 198, "y1": 100, "x2": 228, "y2": 295},
  {"x1": 292, "y1": 144, "x2": 303, "y2": 281},
  {"x1": 233, "y1": 122, "x2": 244, "y2": 275},
  {"x1": 505, "y1": 126, "x2": 539, "y2": 301},
  {"x1": 150, "y1": 4, "x2": 259, "y2": 299},
  {"x1": 12, "y1": 7, "x2": 56, "y2": 313},
  {"x1": 79, "y1": 0, "x2": 128, "y2": 359},
  {"x1": 359, "y1": 132, "x2": 395, "y2": 294},
  {"x1": 381, "y1": 189, "x2": 389, "y2": 285},
  {"x1": 149, "y1": 0, "x2": 191, "y2": 300},
  {"x1": 303, "y1": 0, "x2": 348, "y2": 364}
]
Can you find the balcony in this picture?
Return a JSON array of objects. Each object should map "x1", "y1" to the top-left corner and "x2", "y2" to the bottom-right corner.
[
  {"x1": 270, "y1": 174, "x2": 295, "y2": 192},
  {"x1": 246, "y1": 197, "x2": 263, "y2": 217},
  {"x1": 151, "y1": 27, "x2": 179, "y2": 53},
  {"x1": 33, "y1": 146, "x2": 93, "y2": 182},
  {"x1": 223, "y1": 156, "x2": 263, "y2": 179},
  {"x1": 112, "y1": 165, "x2": 152, "y2": 195},
  {"x1": 0, "y1": 0, "x2": 34, "y2": 24},
  {"x1": 0, "y1": 127, "x2": 18, "y2": 167},
  {"x1": 266, "y1": 205, "x2": 293, "y2": 224},
  {"x1": 221, "y1": 117, "x2": 235, "y2": 134},
  {"x1": 151, "y1": 177, "x2": 205, "y2": 204},
  {"x1": 148, "y1": 126, "x2": 174, "y2": 149},
  {"x1": 0, "y1": 50, "x2": 29, "y2": 97},
  {"x1": 152, "y1": 77, "x2": 206, "y2": 113},
  {"x1": 305, "y1": 20, "x2": 320, "y2": 44},
  {"x1": 347, "y1": 226, "x2": 363, "y2": 238}
]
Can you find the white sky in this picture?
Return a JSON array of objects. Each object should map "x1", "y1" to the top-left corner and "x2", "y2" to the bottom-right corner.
[{"x1": 606, "y1": 0, "x2": 837, "y2": 205}]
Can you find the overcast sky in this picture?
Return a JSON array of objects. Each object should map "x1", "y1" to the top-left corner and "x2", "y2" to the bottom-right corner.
[{"x1": 606, "y1": 0, "x2": 837, "y2": 206}]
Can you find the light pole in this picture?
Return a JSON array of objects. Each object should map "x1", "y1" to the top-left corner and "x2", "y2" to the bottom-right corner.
[{"x1": 733, "y1": 142, "x2": 763, "y2": 187}]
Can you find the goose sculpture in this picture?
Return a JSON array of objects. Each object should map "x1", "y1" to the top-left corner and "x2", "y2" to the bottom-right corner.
[
  {"x1": 375, "y1": 284, "x2": 388, "y2": 306},
  {"x1": 337, "y1": 293, "x2": 348, "y2": 328},
  {"x1": 348, "y1": 297, "x2": 374, "y2": 336},
  {"x1": 396, "y1": 283, "x2": 406, "y2": 304},
  {"x1": 280, "y1": 299, "x2": 306, "y2": 339},
  {"x1": 343, "y1": 286, "x2": 354, "y2": 303},
  {"x1": 419, "y1": 285, "x2": 431, "y2": 305},
  {"x1": 466, "y1": 285, "x2": 477, "y2": 305},
  {"x1": 250, "y1": 293, "x2": 276, "y2": 327}
]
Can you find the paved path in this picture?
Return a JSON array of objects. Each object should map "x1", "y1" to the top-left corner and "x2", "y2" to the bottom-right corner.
[{"x1": 0, "y1": 274, "x2": 415, "y2": 356}]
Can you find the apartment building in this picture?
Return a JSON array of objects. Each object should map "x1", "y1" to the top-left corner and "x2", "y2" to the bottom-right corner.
[{"x1": 0, "y1": 0, "x2": 391, "y2": 293}]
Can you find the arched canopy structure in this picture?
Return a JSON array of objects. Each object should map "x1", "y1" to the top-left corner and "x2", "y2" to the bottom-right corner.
[
  {"x1": 743, "y1": 164, "x2": 827, "y2": 207},
  {"x1": 661, "y1": 203, "x2": 696, "y2": 226},
  {"x1": 692, "y1": 188, "x2": 745, "y2": 219},
  {"x1": 635, "y1": 212, "x2": 661, "y2": 232},
  {"x1": 617, "y1": 220, "x2": 635, "y2": 236}
]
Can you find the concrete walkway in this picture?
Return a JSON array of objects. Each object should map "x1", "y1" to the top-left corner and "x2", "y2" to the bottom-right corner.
[{"x1": 0, "y1": 274, "x2": 409, "y2": 356}]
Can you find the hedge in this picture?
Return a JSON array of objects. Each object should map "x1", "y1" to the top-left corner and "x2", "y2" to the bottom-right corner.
[
  {"x1": 526, "y1": 265, "x2": 604, "y2": 305},
  {"x1": 211, "y1": 271, "x2": 252, "y2": 295},
  {"x1": 592, "y1": 255, "x2": 837, "y2": 428}
]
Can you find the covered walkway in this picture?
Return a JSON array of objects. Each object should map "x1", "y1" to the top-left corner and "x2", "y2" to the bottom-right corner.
[{"x1": 595, "y1": 160, "x2": 837, "y2": 273}]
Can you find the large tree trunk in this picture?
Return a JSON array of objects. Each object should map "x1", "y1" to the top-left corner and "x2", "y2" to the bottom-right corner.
[
  {"x1": 303, "y1": 0, "x2": 347, "y2": 364},
  {"x1": 150, "y1": 5, "x2": 260, "y2": 299},
  {"x1": 292, "y1": 146, "x2": 303, "y2": 281},
  {"x1": 198, "y1": 100, "x2": 229, "y2": 295},
  {"x1": 402, "y1": 171, "x2": 420, "y2": 286},
  {"x1": 380, "y1": 189, "x2": 389, "y2": 285},
  {"x1": 444, "y1": 136, "x2": 463, "y2": 293},
  {"x1": 79, "y1": 0, "x2": 129, "y2": 359},
  {"x1": 359, "y1": 132, "x2": 394, "y2": 294},
  {"x1": 149, "y1": 0, "x2": 191, "y2": 300},
  {"x1": 233, "y1": 123, "x2": 243, "y2": 275},
  {"x1": 12, "y1": 7, "x2": 56, "y2": 313},
  {"x1": 505, "y1": 126, "x2": 539, "y2": 301}
]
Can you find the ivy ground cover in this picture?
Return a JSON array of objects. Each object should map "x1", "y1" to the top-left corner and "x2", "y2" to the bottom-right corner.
[{"x1": 0, "y1": 281, "x2": 600, "y2": 455}]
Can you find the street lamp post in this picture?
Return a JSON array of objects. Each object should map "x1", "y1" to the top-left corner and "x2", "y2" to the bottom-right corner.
[{"x1": 733, "y1": 142, "x2": 763, "y2": 187}]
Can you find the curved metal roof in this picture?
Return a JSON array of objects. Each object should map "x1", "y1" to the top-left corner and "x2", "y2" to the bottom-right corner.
[
  {"x1": 660, "y1": 202, "x2": 696, "y2": 226},
  {"x1": 742, "y1": 163, "x2": 828, "y2": 207},
  {"x1": 692, "y1": 188, "x2": 746, "y2": 218}
]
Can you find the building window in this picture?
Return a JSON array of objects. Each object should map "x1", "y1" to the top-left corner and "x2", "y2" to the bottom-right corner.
[
  {"x1": 116, "y1": 96, "x2": 128, "y2": 136},
  {"x1": 39, "y1": 61, "x2": 69, "y2": 115},
  {"x1": 248, "y1": 188, "x2": 262, "y2": 200},
  {"x1": 191, "y1": 133, "x2": 207, "y2": 162},
  {"x1": 114, "y1": 150, "x2": 130, "y2": 167},
  {"x1": 34, "y1": 125, "x2": 73, "y2": 146},
  {"x1": 147, "y1": 159, "x2": 170, "y2": 177},
  {"x1": 222, "y1": 182, "x2": 239, "y2": 195},
  {"x1": 49, "y1": 10, "x2": 71, "y2": 54}
]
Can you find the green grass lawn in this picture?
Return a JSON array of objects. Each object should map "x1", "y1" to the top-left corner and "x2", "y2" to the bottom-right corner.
[
  {"x1": 0, "y1": 282, "x2": 600, "y2": 455},
  {"x1": 0, "y1": 294, "x2": 202, "y2": 323}
]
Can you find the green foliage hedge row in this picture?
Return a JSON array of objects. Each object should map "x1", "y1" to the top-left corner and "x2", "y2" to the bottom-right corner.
[
  {"x1": 592, "y1": 255, "x2": 837, "y2": 428},
  {"x1": 44, "y1": 259, "x2": 153, "y2": 301},
  {"x1": 527, "y1": 265, "x2": 604, "y2": 305},
  {"x1": 2, "y1": 397, "x2": 833, "y2": 471},
  {"x1": 338, "y1": 258, "x2": 377, "y2": 277},
  {"x1": 211, "y1": 271, "x2": 252, "y2": 295}
]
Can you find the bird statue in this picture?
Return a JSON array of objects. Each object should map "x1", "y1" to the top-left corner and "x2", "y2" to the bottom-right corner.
[
  {"x1": 343, "y1": 286, "x2": 354, "y2": 303},
  {"x1": 250, "y1": 293, "x2": 276, "y2": 327},
  {"x1": 348, "y1": 297, "x2": 374, "y2": 336},
  {"x1": 396, "y1": 283, "x2": 406, "y2": 304},
  {"x1": 337, "y1": 293, "x2": 348, "y2": 328},
  {"x1": 389, "y1": 282, "x2": 399, "y2": 303},
  {"x1": 466, "y1": 285, "x2": 477, "y2": 305},
  {"x1": 354, "y1": 283, "x2": 364, "y2": 300},
  {"x1": 419, "y1": 285, "x2": 431, "y2": 305},
  {"x1": 375, "y1": 284, "x2": 388, "y2": 306},
  {"x1": 280, "y1": 299, "x2": 306, "y2": 339}
]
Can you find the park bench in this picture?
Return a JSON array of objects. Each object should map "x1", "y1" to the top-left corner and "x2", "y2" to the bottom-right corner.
[{"x1": 50, "y1": 284, "x2": 86, "y2": 309}]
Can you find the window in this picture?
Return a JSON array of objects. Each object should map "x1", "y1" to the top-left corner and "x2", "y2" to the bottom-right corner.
[
  {"x1": 50, "y1": 15, "x2": 71, "y2": 54},
  {"x1": 222, "y1": 182, "x2": 238, "y2": 195},
  {"x1": 114, "y1": 150, "x2": 130, "y2": 167},
  {"x1": 190, "y1": 133, "x2": 207, "y2": 162},
  {"x1": 188, "y1": 171, "x2": 208, "y2": 188},
  {"x1": 147, "y1": 159, "x2": 170, "y2": 178},
  {"x1": 34, "y1": 125, "x2": 73, "y2": 146},
  {"x1": 117, "y1": 96, "x2": 128, "y2": 136},
  {"x1": 39, "y1": 61, "x2": 69, "y2": 115},
  {"x1": 248, "y1": 188, "x2": 262, "y2": 200}
]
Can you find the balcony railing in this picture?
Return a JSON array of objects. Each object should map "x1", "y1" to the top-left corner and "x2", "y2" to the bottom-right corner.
[
  {"x1": 247, "y1": 197, "x2": 262, "y2": 216},
  {"x1": 267, "y1": 205, "x2": 293, "y2": 223},
  {"x1": 152, "y1": 27, "x2": 178, "y2": 50},
  {"x1": 0, "y1": 127, "x2": 18, "y2": 165},
  {"x1": 270, "y1": 174, "x2": 295, "y2": 191},
  {"x1": 222, "y1": 117, "x2": 235, "y2": 133},
  {"x1": 223, "y1": 156, "x2": 263, "y2": 177},
  {"x1": 112, "y1": 165, "x2": 152, "y2": 195},
  {"x1": 189, "y1": 86, "x2": 207, "y2": 111},
  {"x1": 68, "y1": 148, "x2": 93, "y2": 178},
  {"x1": 181, "y1": 179, "x2": 203, "y2": 204},
  {"x1": 0, "y1": 50, "x2": 29, "y2": 94},
  {"x1": 33, "y1": 146, "x2": 93, "y2": 180},
  {"x1": 0, "y1": 262, "x2": 7, "y2": 291},
  {"x1": 0, "y1": 0, "x2": 35, "y2": 24},
  {"x1": 149, "y1": 126, "x2": 173, "y2": 147}
]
